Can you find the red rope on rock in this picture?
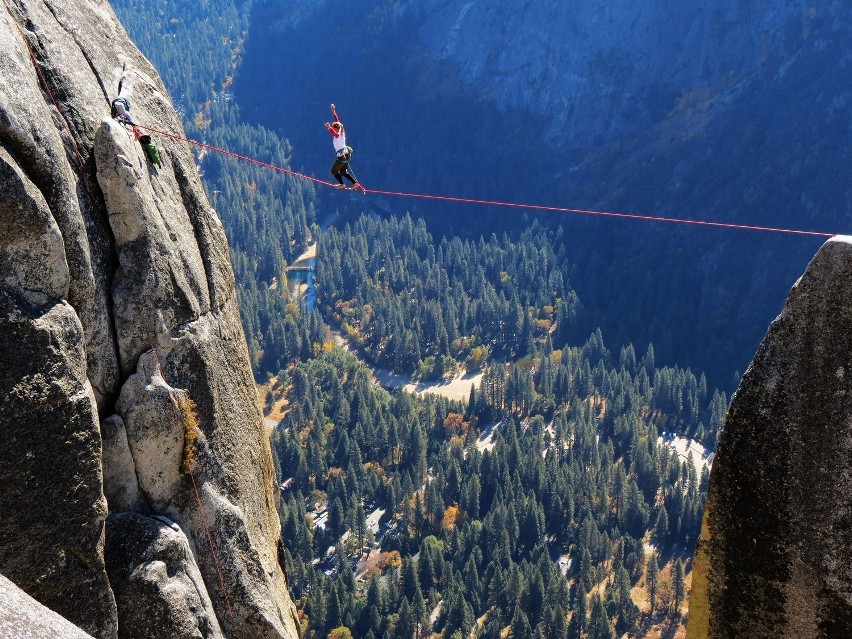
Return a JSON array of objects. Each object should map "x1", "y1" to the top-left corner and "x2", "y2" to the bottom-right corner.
[
  {"x1": 4, "y1": 2, "x2": 85, "y2": 169},
  {"x1": 150, "y1": 346, "x2": 235, "y2": 623}
]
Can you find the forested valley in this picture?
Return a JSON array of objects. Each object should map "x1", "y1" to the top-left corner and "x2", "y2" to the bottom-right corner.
[
  {"x1": 113, "y1": 1, "x2": 728, "y2": 636},
  {"x1": 270, "y1": 324, "x2": 721, "y2": 638}
]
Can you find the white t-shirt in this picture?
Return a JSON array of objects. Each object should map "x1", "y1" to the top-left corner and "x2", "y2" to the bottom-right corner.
[{"x1": 332, "y1": 129, "x2": 347, "y2": 153}]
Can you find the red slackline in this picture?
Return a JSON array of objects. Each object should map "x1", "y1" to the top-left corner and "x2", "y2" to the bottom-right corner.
[{"x1": 134, "y1": 124, "x2": 837, "y2": 239}]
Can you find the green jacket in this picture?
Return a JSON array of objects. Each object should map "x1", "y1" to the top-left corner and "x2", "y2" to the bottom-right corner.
[{"x1": 139, "y1": 135, "x2": 162, "y2": 167}]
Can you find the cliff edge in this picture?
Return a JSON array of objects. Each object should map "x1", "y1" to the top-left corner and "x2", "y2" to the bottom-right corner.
[
  {"x1": 688, "y1": 236, "x2": 852, "y2": 638},
  {"x1": 0, "y1": 1, "x2": 299, "y2": 637}
]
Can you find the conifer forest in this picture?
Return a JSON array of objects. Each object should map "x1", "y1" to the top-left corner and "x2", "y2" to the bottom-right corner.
[{"x1": 112, "y1": 1, "x2": 747, "y2": 636}]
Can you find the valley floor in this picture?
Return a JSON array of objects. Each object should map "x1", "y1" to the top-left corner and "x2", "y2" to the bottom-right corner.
[{"x1": 331, "y1": 328, "x2": 483, "y2": 402}]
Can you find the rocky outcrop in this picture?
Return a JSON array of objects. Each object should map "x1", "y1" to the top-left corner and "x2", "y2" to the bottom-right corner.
[
  {"x1": 0, "y1": 288, "x2": 116, "y2": 639},
  {"x1": 0, "y1": 1, "x2": 298, "y2": 637},
  {"x1": 101, "y1": 414, "x2": 144, "y2": 514},
  {"x1": 105, "y1": 513, "x2": 223, "y2": 639},
  {"x1": 688, "y1": 236, "x2": 852, "y2": 638},
  {"x1": 0, "y1": 572, "x2": 96, "y2": 639}
]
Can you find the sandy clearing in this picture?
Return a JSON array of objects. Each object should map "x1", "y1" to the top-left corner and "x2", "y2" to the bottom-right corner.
[
  {"x1": 403, "y1": 372, "x2": 482, "y2": 402},
  {"x1": 475, "y1": 420, "x2": 502, "y2": 452},
  {"x1": 659, "y1": 433, "x2": 713, "y2": 473},
  {"x1": 331, "y1": 329, "x2": 483, "y2": 402},
  {"x1": 291, "y1": 242, "x2": 316, "y2": 268}
]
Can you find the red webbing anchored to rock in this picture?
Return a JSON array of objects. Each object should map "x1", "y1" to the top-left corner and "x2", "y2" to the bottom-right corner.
[
  {"x1": 134, "y1": 123, "x2": 838, "y2": 239},
  {"x1": 150, "y1": 346, "x2": 236, "y2": 623},
  {"x1": 3, "y1": 1, "x2": 85, "y2": 170},
  {"x1": 136, "y1": 123, "x2": 337, "y2": 188}
]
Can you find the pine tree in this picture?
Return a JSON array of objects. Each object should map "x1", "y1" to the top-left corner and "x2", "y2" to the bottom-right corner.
[
  {"x1": 402, "y1": 557, "x2": 420, "y2": 601},
  {"x1": 413, "y1": 588, "x2": 429, "y2": 638},
  {"x1": 653, "y1": 505, "x2": 669, "y2": 548},
  {"x1": 672, "y1": 559, "x2": 686, "y2": 616},
  {"x1": 647, "y1": 554, "x2": 660, "y2": 616},
  {"x1": 573, "y1": 583, "x2": 588, "y2": 635},
  {"x1": 354, "y1": 500, "x2": 367, "y2": 554},
  {"x1": 329, "y1": 496, "x2": 346, "y2": 542},
  {"x1": 615, "y1": 566, "x2": 638, "y2": 634},
  {"x1": 510, "y1": 607, "x2": 534, "y2": 639},
  {"x1": 588, "y1": 594, "x2": 615, "y2": 639},
  {"x1": 397, "y1": 597, "x2": 415, "y2": 639},
  {"x1": 358, "y1": 574, "x2": 383, "y2": 636}
]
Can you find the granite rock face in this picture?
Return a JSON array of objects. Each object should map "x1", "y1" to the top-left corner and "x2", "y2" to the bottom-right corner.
[
  {"x1": 0, "y1": 1, "x2": 298, "y2": 637},
  {"x1": 0, "y1": 572, "x2": 96, "y2": 639},
  {"x1": 405, "y1": 0, "x2": 813, "y2": 147},
  {"x1": 105, "y1": 513, "x2": 224, "y2": 639},
  {"x1": 0, "y1": 288, "x2": 116, "y2": 639},
  {"x1": 688, "y1": 236, "x2": 852, "y2": 638}
]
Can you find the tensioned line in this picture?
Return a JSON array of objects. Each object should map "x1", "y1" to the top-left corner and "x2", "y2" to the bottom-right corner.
[{"x1": 135, "y1": 123, "x2": 838, "y2": 239}]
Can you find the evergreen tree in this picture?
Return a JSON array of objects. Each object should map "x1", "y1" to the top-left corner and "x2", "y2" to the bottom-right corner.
[
  {"x1": 647, "y1": 554, "x2": 660, "y2": 616},
  {"x1": 510, "y1": 607, "x2": 534, "y2": 639},
  {"x1": 329, "y1": 496, "x2": 346, "y2": 542},
  {"x1": 413, "y1": 588, "x2": 430, "y2": 638},
  {"x1": 672, "y1": 559, "x2": 686, "y2": 616},
  {"x1": 588, "y1": 595, "x2": 615, "y2": 639},
  {"x1": 572, "y1": 584, "x2": 588, "y2": 636},
  {"x1": 402, "y1": 557, "x2": 420, "y2": 601},
  {"x1": 653, "y1": 506, "x2": 669, "y2": 548},
  {"x1": 397, "y1": 597, "x2": 415, "y2": 639},
  {"x1": 615, "y1": 566, "x2": 638, "y2": 634}
]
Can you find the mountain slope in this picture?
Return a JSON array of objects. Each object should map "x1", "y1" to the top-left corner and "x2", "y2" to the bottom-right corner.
[{"x1": 234, "y1": 0, "x2": 852, "y2": 389}]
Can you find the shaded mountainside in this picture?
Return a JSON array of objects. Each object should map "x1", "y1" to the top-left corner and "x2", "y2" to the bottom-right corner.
[
  {"x1": 0, "y1": 1, "x2": 298, "y2": 637},
  {"x1": 688, "y1": 236, "x2": 852, "y2": 638},
  {"x1": 235, "y1": 0, "x2": 852, "y2": 390}
]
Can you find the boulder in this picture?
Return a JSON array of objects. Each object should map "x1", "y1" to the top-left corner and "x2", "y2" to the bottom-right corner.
[
  {"x1": 116, "y1": 352, "x2": 187, "y2": 513},
  {"x1": 104, "y1": 513, "x2": 223, "y2": 639},
  {"x1": 101, "y1": 415, "x2": 145, "y2": 514},
  {"x1": 0, "y1": 286, "x2": 117, "y2": 638},
  {"x1": 0, "y1": 145, "x2": 69, "y2": 300}
]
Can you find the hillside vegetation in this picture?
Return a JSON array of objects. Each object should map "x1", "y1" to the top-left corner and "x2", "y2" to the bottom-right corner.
[{"x1": 112, "y1": 1, "x2": 736, "y2": 636}]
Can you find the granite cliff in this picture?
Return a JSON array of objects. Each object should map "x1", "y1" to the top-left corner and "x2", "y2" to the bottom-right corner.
[
  {"x1": 0, "y1": 1, "x2": 299, "y2": 637},
  {"x1": 688, "y1": 236, "x2": 852, "y2": 638}
]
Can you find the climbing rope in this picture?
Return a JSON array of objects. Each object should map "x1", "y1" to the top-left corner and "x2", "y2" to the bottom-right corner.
[
  {"x1": 134, "y1": 123, "x2": 837, "y2": 239},
  {"x1": 151, "y1": 346, "x2": 236, "y2": 622},
  {"x1": 362, "y1": 188, "x2": 836, "y2": 238},
  {"x1": 3, "y1": 1, "x2": 85, "y2": 169},
  {"x1": 136, "y1": 123, "x2": 335, "y2": 188}
]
